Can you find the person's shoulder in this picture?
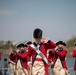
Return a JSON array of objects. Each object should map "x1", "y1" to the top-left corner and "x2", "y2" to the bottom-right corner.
[
  {"x1": 73, "y1": 49, "x2": 76, "y2": 52},
  {"x1": 28, "y1": 44, "x2": 34, "y2": 50}
]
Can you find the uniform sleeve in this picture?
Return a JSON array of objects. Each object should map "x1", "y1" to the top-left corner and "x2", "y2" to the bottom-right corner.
[
  {"x1": 44, "y1": 40, "x2": 56, "y2": 49},
  {"x1": 17, "y1": 52, "x2": 28, "y2": 59},
  {"x1": 9, "y1": 54, "x2": 18, "y2": 61},
  {"x1": 72, "y1": 50, "x2": 76, "y2": 57},
  {"x1": 27, "y1": 46, "x2": 33, "y2": 65},
  {"x1": 48, "y1": 51, "x2": 52, "y2": 62},
  {"x1": 56, "y1": 50, "x2": 67, "y2": 57},
  {"x1": 48, "y1": 50, "x2": 55, "y2": 62},
  {"x1": 28, "y1": 46, "x2": 33, "y2": 58}
]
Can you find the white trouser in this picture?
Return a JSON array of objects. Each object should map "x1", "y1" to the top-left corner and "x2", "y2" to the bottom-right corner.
[
  {"x1": 16, "y1": 60, "x2": 28, "y2": 75},
  {"x1": 10, "y1": 63, "x2": 16, "y2": 75},
  {"x1": 16, "y1": 68, "x2": 28, "y2": 75},
  {"x1": 32, "y1": 61, "x2": 45, "y2": 75},
  {"x1": 52, "y1": 67, "x2": 66, "y2": 75}
]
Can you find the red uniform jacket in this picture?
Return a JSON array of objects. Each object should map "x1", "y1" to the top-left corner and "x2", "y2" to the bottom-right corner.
[
  {"x1": 48, "y1": 49, "x2": 68, "y2": 70},
  {"x1": 16, "y1": 51, "x2": 28, "y2": 70},
  {"x1": 9, "y1": 54, "x2": 17, "y2": 63},
  {"x1": 72, "y1": 49, "x2": 76, "y2": 71},
  {"x1": 28, "y1": 40, "x2": 56, "y2": 75}
]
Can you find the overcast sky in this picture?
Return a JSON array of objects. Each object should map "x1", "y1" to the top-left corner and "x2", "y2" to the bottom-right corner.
[{"x1": 0, "y1": 0, "x2": 76, "y2": 42}]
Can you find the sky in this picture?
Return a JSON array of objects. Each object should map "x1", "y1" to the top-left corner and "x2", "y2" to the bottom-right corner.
[{"x1": 0, "y1": 0, "x2": 76, "y2": 42}]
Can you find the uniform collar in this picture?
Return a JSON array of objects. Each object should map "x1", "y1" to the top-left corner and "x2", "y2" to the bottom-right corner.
[{"x1": 34, "y1": 42, "x2": 42, "y2": 46}]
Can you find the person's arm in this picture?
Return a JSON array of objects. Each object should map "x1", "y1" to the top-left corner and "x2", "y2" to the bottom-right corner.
[
  {"x1": 72, "y1": 50, "x2": 76, "y2": 57},
  {"x1": 48, "y1": 50, "x2": 55, "y2": 62},
  {"x1": 9, "y1": 59, "x2": 16, "y2": 65},
  {"x1": 56, "y1": 50, "x2": 67, "y2": 57},
  {"x1": 27, "y1": 46, "x2": 33, "y2": 75},
  {"x1": 17, "y1": 52, "x2": 28, "y2": 59},
  {"x1": 42, "y1": 37, "x2": 56, "y2": 49},
  {"x1": 9, "y1": 50, "x2": 12, "y2": 55},
  {"x1": 28, "y1": 64, "x2": 32, "y2": 75}
]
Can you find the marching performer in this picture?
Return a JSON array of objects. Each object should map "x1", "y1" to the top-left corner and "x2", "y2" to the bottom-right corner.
[
  {"x1": 9, "y1": 49, "x2": 17, "y2": 75},
  {"x1": 15, "y1": 43, "x2": 28, "y2": 75},
  {"x1": 72, "y1": 42, "x2": 76, "y2": 75},
  {"x1": 48, "y1": 41, "x2": 70, "y2": 75},
  {"x1": 27, "y1": 28, "x2": 56, "y2": 75}
]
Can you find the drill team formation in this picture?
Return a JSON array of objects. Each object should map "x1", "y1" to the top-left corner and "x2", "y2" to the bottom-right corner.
[{"x1": 1, "y1": 28, "x2": 76, "y2": 75}]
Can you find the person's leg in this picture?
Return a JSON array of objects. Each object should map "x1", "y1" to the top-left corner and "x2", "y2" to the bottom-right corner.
[
  {"x1": 0, "y1": 70, "x2": 3, "y2": 75},
  {"x1": 60, "y1": 69, "x2": 66, "y2": 75},
  {"x1": 32, "y1": 62, "x2": 45, "y2": 75},
  {"x1": 32, "y1": 66, "x2": 38, "y2": 75},
  {"x1": 4, "y1": 70, "x2": 6, "y2": 75},
  {"x1": 15, "y1": 69, "x2": 18, "y2": 75},
  {"x1": 52, "y1": 68, "x2": 60, "y2": 75},
  {"x1": 16, "y1": 68, "x2": 21, "y2": 75},
  {"x1": 39, "y1": 66, "x2": 46, "y2": 75},
  {"x1": 10, "y1": 63, "x2": 15, "y2": 75},
  {"x1": 21, "y1": 69, "x2": 28, "y2": 75},
  {"x1": 4, "y1": 70, "x2": 7, "y2": 75},
  {"x1": 16, "y1": 60, "x2": 22, "y2": 75}
]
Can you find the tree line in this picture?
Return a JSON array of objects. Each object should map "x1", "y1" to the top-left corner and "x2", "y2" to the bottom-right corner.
[{"x1": 0, "y1": 36, "x2": 76, "y2": 50}]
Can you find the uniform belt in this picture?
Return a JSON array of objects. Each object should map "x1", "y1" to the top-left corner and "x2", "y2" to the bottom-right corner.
[{"x1": 35, "y1": 58, "x2": 43, "y2": 62}]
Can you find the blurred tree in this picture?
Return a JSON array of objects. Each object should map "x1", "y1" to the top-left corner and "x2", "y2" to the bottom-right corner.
[
  {"x1": 1, "y1": 40, "x2": 15, "y2": 49},
  {"x1": 2, "y1": 44, "x2": 9, "y2": 49},
  {"x1": 66, "y1": 36, "x2": 76, "y2": 48}
]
